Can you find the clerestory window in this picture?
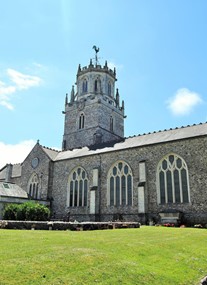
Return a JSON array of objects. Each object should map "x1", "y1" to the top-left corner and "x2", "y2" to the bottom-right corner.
[
  {"x1": 157, "y1": 154, "x2": 190, "y2": 204},
  {"x1": 107, "y1": 161, "x2": 133, "y2": 206},
  {"x1": 67, "y1": 167, "x2": 88, "y2": 207}
]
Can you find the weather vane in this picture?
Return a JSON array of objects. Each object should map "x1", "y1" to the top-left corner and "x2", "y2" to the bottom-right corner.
[{"x1": 92, "y1": 45, "x2": 100, "y2": 65}]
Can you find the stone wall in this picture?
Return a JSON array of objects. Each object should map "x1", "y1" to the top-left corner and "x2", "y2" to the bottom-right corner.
[
  {"x1": 63, "y1": 93, "x2": 124, "y2": 149},
  {"x1": 15, "y1": 143, "x2": 51, "y2": 201},
  {"x1": 51, "y1": 135, "x2": 207, "y2": 225}
]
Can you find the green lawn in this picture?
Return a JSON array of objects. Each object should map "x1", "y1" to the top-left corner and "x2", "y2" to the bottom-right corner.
[{"x1": 0, "y1": 226, "x2": 206, "y2": 285}]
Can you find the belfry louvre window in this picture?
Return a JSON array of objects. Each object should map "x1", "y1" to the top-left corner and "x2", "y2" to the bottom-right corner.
[
  {"x1": 108, "y1": 82, "x2": 112, "y2": 96},
  {"x1": 28, "y1": 173, "x2": 39, "y2": 199},
  {"x1": 82, "y1": 79, "x2": 88, "y2": 93},
  {"x1": 107, "y1": 161, "x2": 133, "y2": 206},
  {"x1": 157, "y1": 154, "x2": 190, "y2": 204},
  {"x1": 68, "y1": 167, "x2": 88, "y2": 207}
]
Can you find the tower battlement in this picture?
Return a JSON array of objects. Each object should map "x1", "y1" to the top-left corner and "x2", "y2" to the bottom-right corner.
[
  {"x1": 62, "y1": 49, "x2": 125, "y2": 150},
  {"x1": 77, "y1": 60, "x2": 116, "y2": 80}
]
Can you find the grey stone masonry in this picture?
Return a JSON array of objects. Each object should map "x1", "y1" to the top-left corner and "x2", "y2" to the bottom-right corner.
[{"x1": 62, "y1": 60, "x2": 125, "y2": 150}]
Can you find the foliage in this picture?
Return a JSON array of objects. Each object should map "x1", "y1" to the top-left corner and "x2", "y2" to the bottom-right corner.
[
  {"x1": 3, "y1": 203, "x2": 19, "y2": 220},
  {"x1": 3, "y1": 202, "x2": 50, "y2": 221},
  {"x1": 0, "y1": 227, "x2": 206, "y2": 285}
]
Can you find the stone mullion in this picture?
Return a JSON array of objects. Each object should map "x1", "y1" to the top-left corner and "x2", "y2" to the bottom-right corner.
[
  {"x1": 164, "y1": 171, "x2": 168, "y2": 203},
  {"x1": 172, "y1": 165, "x2": 175, "y2": 203},
  {"x1": 126, "y1": 174, "x2": 128, "y2": 205},
  {"x1": 179, "y1": 169, "x2": 183, "y2": 203},
  {"x1": 114, "y1": 175, "x2": 116, "y2": 206},
  {"x1": 77, "y1": 179, "x2": 80, "y2": 207},
  {"x1": 120, "y1": 173, "x2": 122, "y2": 206}
]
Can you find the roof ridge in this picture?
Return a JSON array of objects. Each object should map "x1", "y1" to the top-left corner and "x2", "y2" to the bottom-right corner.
[
  {"x1": 125, "y1": 121, "x2": 207, "y2": 140},
  {"x1": 41, "y1": 145, "x2": 60, "y2": 152}
]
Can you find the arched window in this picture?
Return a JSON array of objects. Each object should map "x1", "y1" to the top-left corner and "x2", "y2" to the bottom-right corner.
[
  {"x1": 108, "y1": 82, "x2": 112, "y2": 96},
  {"x1": 94, "y1": 78, "x2": 101, "y2": 93},
  {"x1": 157, "y1": 154, "x2": 190, "y2": 204},
  {"x1": 28, "y1": 173, "x2": 39, "y2": 199},
  {"x1": 79, "y1": 113, "x2": 85, "y2": 129},
  {"x1": 107, "y1": 161, "x2": 133, "y2": 206},
  {"x1": 94, "y1": 80, "x2": 98, "y2": 92},
  {"x1": 110, "y1": 116, "x2": 114, "y2": 132},
  {"x1": 82, "y1": 79, "x2": 88, "y2": 93},
  {"x1": 67, "y1": 167, "x2": 88, "y2": 207}
]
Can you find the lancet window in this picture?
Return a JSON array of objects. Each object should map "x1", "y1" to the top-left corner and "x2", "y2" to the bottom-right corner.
[
  {"x1": 82, "y1": 79, "x2": 88, "y2": 93},
  {"x1": 79, "y1": 113, "x2": 85, "y2": 129},
  {"x1": 110, "y1": 116, "x2": 114, "y2": 132},
  {"x1": 108, "y1": 82, "x2": 112, "y2": 96}
]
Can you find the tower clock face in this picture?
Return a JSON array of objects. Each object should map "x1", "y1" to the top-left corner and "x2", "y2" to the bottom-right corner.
[{"x1": 31, "y1": 157, "x2": 39, "y2": 168}]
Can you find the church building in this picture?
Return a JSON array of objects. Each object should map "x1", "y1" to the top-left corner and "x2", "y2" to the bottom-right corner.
[{"x1": 1, "y1": 49, "x2": 207, "y2": 225}]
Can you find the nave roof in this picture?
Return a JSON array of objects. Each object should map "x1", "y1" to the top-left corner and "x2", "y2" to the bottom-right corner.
[{"x1": 55, "y1": 122, "x2": 207, "y2": 162}]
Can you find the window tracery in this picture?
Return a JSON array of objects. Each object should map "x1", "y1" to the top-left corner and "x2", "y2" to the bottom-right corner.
[
  {"x1": 67, "y1": 167, "x2": 88, "y2": 207},
  {"x1": 28, "y1": 173, "x2": 39, "y2": 199},
  {"x1": 157, "y1": 154, "x2": 190, "y2": 204},
  {"x1": 107, "y1": 161, "x2": 133, "y2": 206}
]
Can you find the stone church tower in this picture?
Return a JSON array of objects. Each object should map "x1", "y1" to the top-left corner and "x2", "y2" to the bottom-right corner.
[{"x1": 62, "y1": 49, "x2": 125, "y2": 150}]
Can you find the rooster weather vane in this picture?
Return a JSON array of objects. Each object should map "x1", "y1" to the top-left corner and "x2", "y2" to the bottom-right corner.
[{"x1": 93, "y1": 45, "x2": 100, "y2": 65}]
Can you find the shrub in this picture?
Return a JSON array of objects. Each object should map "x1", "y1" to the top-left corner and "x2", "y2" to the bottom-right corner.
[
  {"x1": 3, "y1": 202, "x2": 50, "y2": 221},
  {"x1": 3, "y1": 204, "x2": 19, "y2": 220}
]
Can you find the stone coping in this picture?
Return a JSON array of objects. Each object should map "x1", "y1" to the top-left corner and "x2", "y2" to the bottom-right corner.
[{"x1": 0, "y1": 220, "x2": 140, "y2": 231}]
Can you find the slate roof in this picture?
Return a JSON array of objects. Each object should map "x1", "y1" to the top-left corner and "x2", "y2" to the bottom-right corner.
[
  {"x1": 0, "y1": 164, "x2": 22, "y2": 180},
  {"x1": 54, "y1": 122, "x2": 207, "y2": 162},
  {"x1": 0, "y1": 123, "x2": 206, "y2": 174},
  {"x1": 42, "y1": 146, "x2": 59, "y2": 160},
  {"x1": 0, "y1": 182, "x2": 28, "y2": 198}
]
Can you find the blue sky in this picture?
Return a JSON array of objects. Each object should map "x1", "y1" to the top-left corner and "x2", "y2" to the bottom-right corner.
[{"x1": 0, "y1": 0, "x2": 207, "y2": 168}]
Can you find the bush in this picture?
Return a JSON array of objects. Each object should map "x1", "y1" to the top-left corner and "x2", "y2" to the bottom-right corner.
[
  {"x1": 3, "y1": 204, "x2": 19, "y2": 220},
  {"x1": 3, "y1": 202, "x2": 50, "y2": 221}
]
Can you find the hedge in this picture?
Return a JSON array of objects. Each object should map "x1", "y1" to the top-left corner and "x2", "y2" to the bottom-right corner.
[{"x1": 3, "y1": 202, "x2": 50, "y2": 221}]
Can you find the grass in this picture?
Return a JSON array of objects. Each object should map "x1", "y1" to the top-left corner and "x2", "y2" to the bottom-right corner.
[{"x1": 0, "y1": 226, "x2": 206, "y2": 285}]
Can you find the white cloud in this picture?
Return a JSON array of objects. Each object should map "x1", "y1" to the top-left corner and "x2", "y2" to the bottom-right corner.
[
  {"x1": 0, "y1": 140, "x2": 36, "y2": 169},
  {"x1": 0, "y1": 68, "x2": 42, "y2": 110},
  {"x1": 0, "y1": 100, "x2": 14, "y2": 110},
  {"x1": 108, "y1": 61, "x2": 124, "y2": 71},
  {"x1": 7, "y1": 69, "x2": 42, "y2": 90},
  {"x1": 167, "y1": 88, "x2": 203, "y2": 116}
]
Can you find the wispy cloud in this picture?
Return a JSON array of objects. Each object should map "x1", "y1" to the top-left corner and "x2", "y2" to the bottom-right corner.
[
  {"x1": 0, "y1": 68, "x2": 42, "y2": 110},
  {"x1": 7, "y1": 69, "x2": 41, "y2": 90},
  {"x1": 167, "y1": 88, "x2": 203, "y2": 116},
  {"x1": 108, "y1": 61, "x2": 124, "y2": 71},
  {"x1": 0, "y1": 140, "x2": 36, "y2": 169}
]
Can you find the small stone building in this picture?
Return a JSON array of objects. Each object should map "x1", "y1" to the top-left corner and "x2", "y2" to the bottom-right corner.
[{"x1": 0, "y1": 53, "x2": 207, "y2": 225}]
